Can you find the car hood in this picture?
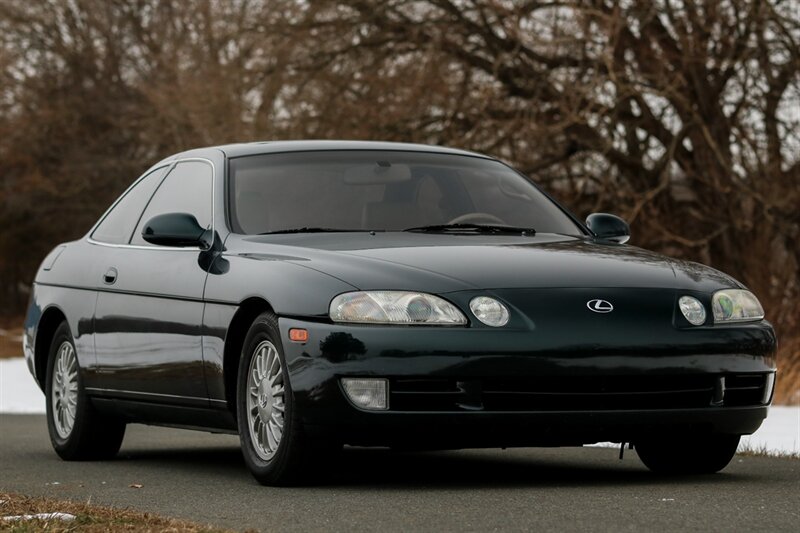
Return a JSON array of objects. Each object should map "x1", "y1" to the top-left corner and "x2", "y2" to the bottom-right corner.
[{"x1": 237, "y1": 233, "x2": 742, "y2": 294}]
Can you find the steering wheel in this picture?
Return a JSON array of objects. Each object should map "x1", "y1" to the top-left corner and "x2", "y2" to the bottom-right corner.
[{"x1": 447, "y1": 212, "x2": 507, "y2": 225}]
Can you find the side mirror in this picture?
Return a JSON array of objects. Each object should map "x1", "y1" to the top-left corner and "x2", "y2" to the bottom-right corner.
[
  {"x1": 142, "y1": 213, "x2": 208, "y2": 248},
  {"x1": 586, "y1": 213, "x2": 630, "y2": 244}
]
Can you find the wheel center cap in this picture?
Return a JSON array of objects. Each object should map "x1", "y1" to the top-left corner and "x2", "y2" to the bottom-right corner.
[{"x1": 258, "y1": 381, "x2": 272, "y2": 415}]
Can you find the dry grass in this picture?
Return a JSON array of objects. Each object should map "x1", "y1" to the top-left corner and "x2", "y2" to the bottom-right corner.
[
  {"x1": 737, "y1": 443, "x2": 800, "y2": 460},
  {"x1": 774, "y1": 335, "x2": 800, "y2": 406},
  {"x1": 0, "y1": 326, "x2": 22, "y2": 359},
  {"x1": 0, "y1": 493, "x2": 233, "y2": 532},
  {"x1": 0, "y1": 319, "x2": 23, "y2": 359}
]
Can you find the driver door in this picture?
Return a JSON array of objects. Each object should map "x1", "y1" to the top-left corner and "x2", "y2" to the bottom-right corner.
[{"x1": 91, "y1": 160, "x2": 214, "y2": 407}]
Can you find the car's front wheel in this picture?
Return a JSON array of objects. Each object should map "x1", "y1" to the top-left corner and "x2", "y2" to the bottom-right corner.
[
  {"x1": 635, "y1": 433, "x2": 740, "y2": 474},
  {"x1": 237, "y1": 312, "x2": 334, "y2": 485},
  {"x1": 46, "y1": 321, "x2": 126, "y2": 460}
]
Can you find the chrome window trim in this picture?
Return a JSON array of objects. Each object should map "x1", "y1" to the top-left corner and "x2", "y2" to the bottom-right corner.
[{"x1": 87, "y1": 157, "x2": 216, "y2": 252}]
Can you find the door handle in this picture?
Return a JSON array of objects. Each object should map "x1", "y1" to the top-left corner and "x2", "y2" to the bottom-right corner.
[{"x1": 103, "y1": 267, "x2": 118, "y2": 285}]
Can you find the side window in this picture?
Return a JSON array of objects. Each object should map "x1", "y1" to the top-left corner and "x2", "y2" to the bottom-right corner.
[
  {"x1": 131, "y1": 161, "x2": 213, "y2": 246},
  {"x1": 91, "y1": 166, "x2": 169, "y2": 244}
]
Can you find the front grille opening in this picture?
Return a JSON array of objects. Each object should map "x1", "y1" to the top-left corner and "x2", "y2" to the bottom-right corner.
[{"x1": 389, "y1": 373, "x2": 770, "y2": 412}]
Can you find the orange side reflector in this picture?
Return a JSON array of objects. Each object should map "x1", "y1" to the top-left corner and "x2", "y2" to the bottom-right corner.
[{"x1": 289, "y1": 328, "x2": 309, "y2": 343}]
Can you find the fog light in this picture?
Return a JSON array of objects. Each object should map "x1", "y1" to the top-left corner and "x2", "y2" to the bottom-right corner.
[
  {"x1": 341, "y1": 378, "x2": 388, "y2": 410},
  {"x1": 763, "y1": 373, "x2": 776, "y2": 404}
]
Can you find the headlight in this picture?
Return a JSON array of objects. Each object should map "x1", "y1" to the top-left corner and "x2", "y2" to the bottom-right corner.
[
  {"x1": 712, "y1": 290, "x2": 764, "y2": 323},
  {"x1": 469, "y1": 296, "x2": 510, "y2": 327},
  {"x1": 329, "y1": 291, "x2": 467, "y2": 325}
]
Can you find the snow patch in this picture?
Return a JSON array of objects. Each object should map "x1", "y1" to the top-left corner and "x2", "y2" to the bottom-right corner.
[
  {"x1": 740, "y1": 405, "x2": 800, "y2": 455},
  {"x1": 0, "y1": 358, "x2": 44, "y2": 413},
  {"x1": 1, "y1": 512, "x2": 76, "y2": 522}
]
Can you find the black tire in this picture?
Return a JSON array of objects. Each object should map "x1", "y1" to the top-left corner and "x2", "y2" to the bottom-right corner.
[
  {"x1": 635, "y1": 434, "x2": 740, "y2": 475},
  {"x1": 236, "y1": 312, "x2": 334, "y2": 486},
  {"x1": 45, "y1": 321, "x2": 126, "y2": 460}
]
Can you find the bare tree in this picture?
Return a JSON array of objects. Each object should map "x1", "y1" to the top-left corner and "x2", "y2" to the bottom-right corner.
[
  {"x1": 0, "y1": 0, "x2": 797, "y2": 399},
  {"x1": 265, "y1": 1, "x2": 800, "y2": 387}
]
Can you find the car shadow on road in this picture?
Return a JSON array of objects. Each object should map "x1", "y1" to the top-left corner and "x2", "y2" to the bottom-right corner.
[
  {"x1": 114, "y1": 444, "x2": 752, "y2": 490},
  {"x1": 117, "y1": 445, "x2": 248, "y2": 482},
  {"x1": 326, "y1": 447, "x2": 752, "y2": 489}
]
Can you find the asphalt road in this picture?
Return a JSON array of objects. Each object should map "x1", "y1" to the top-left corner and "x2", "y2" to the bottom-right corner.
[{"x1": 1, "y1": 415, "x2": 798, "y2": 532}]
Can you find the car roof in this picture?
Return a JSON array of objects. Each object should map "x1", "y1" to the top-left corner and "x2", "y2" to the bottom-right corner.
[{"x1": 168, "y1": 140, "x2": 494, "y2": 161}]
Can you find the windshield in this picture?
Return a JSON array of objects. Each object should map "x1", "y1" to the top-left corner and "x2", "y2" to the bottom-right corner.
[{"x1": 228, "y1": 150, "x2": 582, "y2": 235}]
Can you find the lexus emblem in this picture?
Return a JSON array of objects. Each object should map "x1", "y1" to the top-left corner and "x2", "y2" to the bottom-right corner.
[{"x1": 587, "y1": 299, "x2": 614, "y2": 313}]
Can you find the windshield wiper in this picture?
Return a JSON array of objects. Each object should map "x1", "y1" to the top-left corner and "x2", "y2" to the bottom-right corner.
[
  {"x1": 258, "y1": 227, "x2": 368, "y2": 235},
  {"x1": 402, "y1": 223, "x2": 536, "y2": 235}
]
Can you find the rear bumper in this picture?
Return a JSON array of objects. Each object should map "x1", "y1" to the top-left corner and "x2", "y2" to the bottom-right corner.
[{"x1": 278, "y1": 318, "x2": 777, "y2": 447}]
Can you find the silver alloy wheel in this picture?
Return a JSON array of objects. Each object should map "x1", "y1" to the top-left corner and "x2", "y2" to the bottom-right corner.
[
  {"x1": 246, "y1": 340, "x2": 286, "y2": 460},
  {"x1": 51, "y1": 341, "x2": 78, "y2": 439}
]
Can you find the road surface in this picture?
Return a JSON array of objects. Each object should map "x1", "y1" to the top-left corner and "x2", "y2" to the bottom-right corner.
[{"x1": 1, "y1": 414, "x2": 797, "y2": 532}]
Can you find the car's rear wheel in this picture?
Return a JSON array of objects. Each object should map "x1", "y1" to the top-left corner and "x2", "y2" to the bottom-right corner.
[
  {"x1": 635, "y1": 434, "x2": 740, "y2": 474},
  {"x1": 237, "y1": 312, "x2": 335, "y2": 485},
  {"x1": 46, "y1": 321, "x2": 126, "y2": 460}
]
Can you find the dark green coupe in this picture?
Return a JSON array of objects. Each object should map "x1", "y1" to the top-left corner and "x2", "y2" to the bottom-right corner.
[{"x1": 24, "y1": 141, "x2": 777, "y2": 485}]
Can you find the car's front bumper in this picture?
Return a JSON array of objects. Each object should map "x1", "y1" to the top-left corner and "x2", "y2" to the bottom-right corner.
[{"x1": 278, "y1": 318, "x2": 777, "y2": 447}]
